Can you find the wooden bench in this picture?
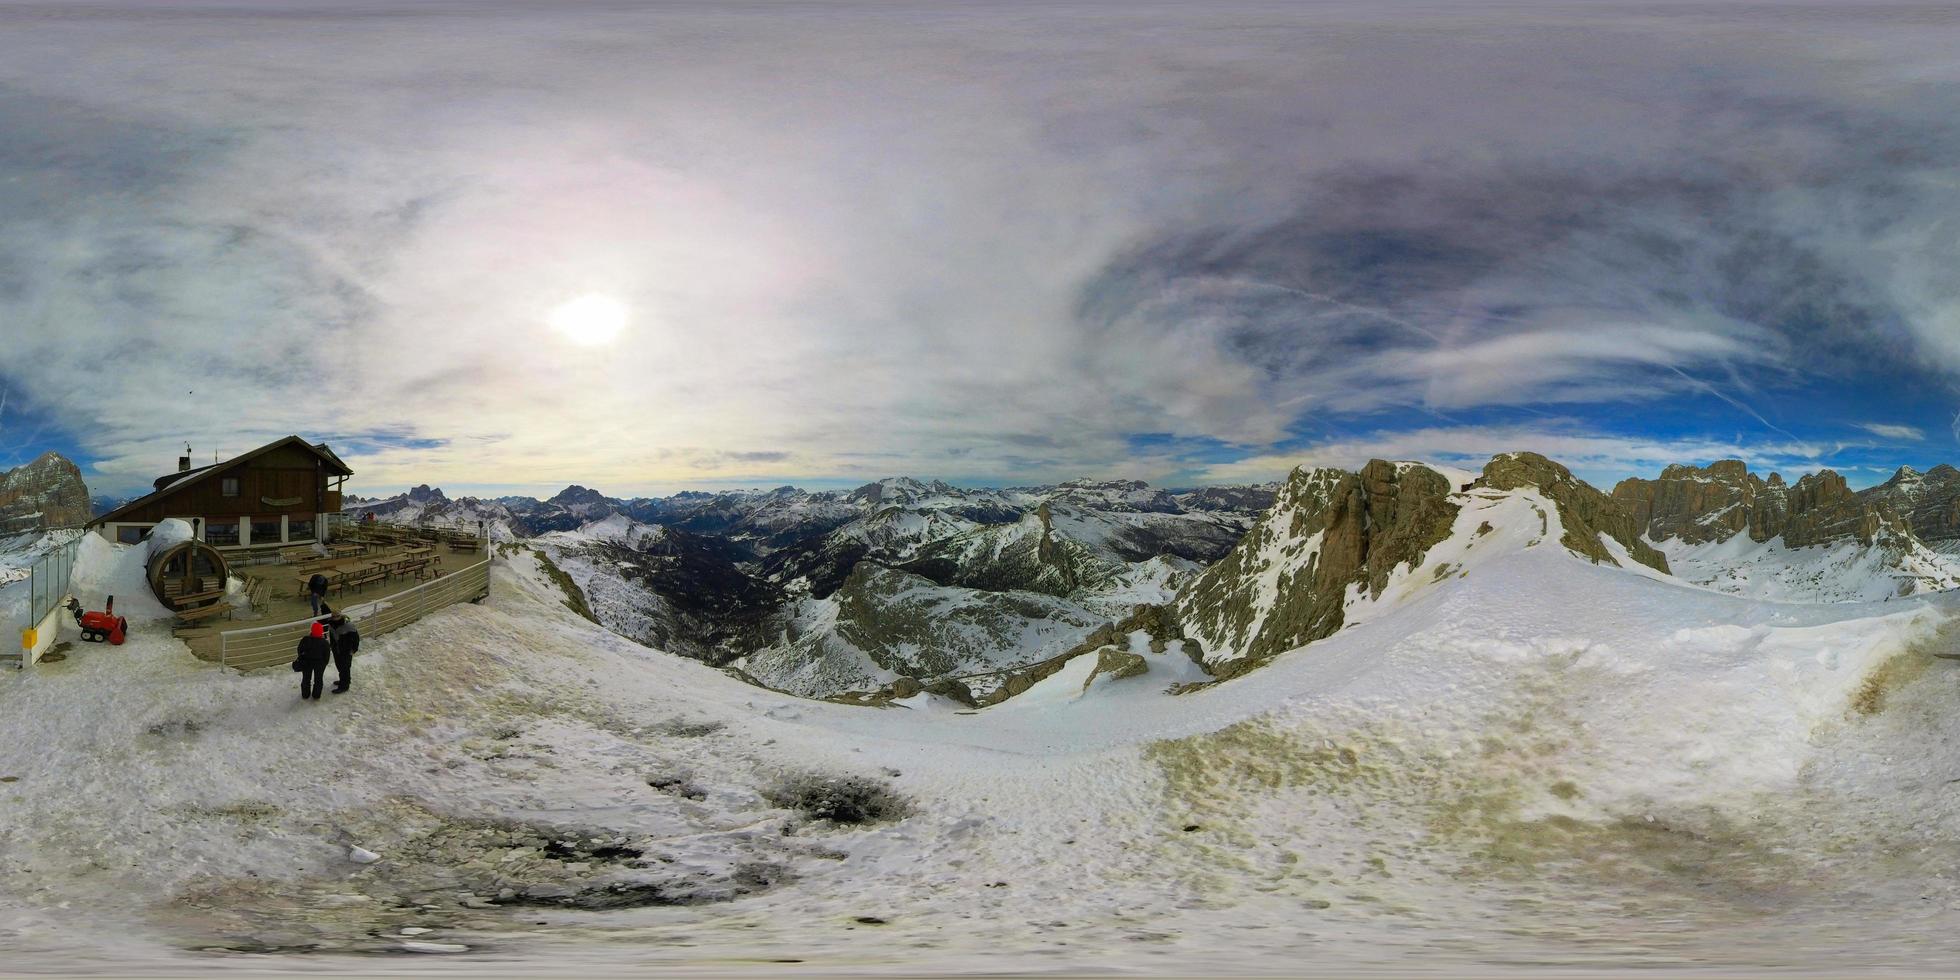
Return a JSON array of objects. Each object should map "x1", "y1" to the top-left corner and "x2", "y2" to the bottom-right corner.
[
  {"x1": 240, "y1": 576, "x2": 271, "y2": 613},
  {"x1": 162, "y1": 578, "x2": 227, "y2": 607},
  {"x1": 347, "y1": 569, "x2": 386, "y2": 593},
  {"x1": 178, "y1": 589, "x2": 226, "y2": 607},
  {"x1": 174, "y1": 602, "x2": 234, "y2": 626}
]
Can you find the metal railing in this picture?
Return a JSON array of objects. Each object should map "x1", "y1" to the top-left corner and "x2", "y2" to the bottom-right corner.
[
  {"x1": 18, "y1": 532, "x2": 82, "y2": 630},
  {"x1": 216, "y1": 556, "x2": 491, "y2": 671}
]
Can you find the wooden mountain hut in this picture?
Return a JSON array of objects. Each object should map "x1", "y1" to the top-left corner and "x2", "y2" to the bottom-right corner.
[{"x1": 88, "y1": 435, "x2": 353, "y2": 554}]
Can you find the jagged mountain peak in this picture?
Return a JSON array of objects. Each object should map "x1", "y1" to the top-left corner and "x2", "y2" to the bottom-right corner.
[
  {"x1": 548, "y1": 484, "x2": 609, "y2": 505},
  {"x1": 404, "y1": 483, "x2": 449, "y2": 504},
  {"x1": 0, "y1": 451, "x2": 90, "y2": 531}
]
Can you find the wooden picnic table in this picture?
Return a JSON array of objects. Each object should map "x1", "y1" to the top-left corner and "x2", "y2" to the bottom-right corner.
[
  {"x1": 328, "y1": 543, "x2": 364, "y2": 558},
  {"x1": 295, "y1": 562, "x2": 353, "y2": 586},
  {"x1": 402, "y1": 546, "x2": 432, "y2": 557},
  {"x1": 343, "y1": 561, "x2": 388, "y2": 592}
]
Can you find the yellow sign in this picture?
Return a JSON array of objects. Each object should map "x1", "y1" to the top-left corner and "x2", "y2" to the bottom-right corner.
[{"x1": 20, "y1": 627, "x2": 35, "y2": 651}]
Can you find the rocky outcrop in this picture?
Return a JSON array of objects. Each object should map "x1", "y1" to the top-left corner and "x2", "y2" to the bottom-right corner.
[
  {"x1": 1781, "y1": 471, "x2": 1882, "y2": 546},
  {"x1": 0, "y1": 452, "x2": 90, "y2": 532},
  {"x1": 1612, "y1": 459, "x2": 1888, "y2": 549},
  {"x1": 1174, "y1": 459, "x2": 1460, "y2": 678},
  {"x1": 1081, "y1": 646, "x2": 1148, "y2": 692},
  {"x1": 1609, "y1": 460, "x2": 1758, "y2": 545},
  {"x1": 1481, "y1": 453, "x2": 1669, "y2": 573},
  {"x1": 1862, "y1": 465, "x2": 1960, "y2": 547}
]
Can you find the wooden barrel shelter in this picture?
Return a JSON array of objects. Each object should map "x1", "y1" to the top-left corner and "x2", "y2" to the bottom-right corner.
[{"x1": 147, "y1": 539, "x2": 231, "y2": 611}]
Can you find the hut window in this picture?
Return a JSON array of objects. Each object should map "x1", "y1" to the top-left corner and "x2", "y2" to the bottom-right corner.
[
  {"x1": 288, "y1": 518, "x2": 315, "y2": 541},
  {"x1": 206, "y1": 519, "x2": 240, "y2": 546},
  {"x1": 252, "y1": 516, "x2": 282, "y2": 544},
  {"x1": 116, "y1": 525, "x2": 149, "y2": 545},
  {"x1": 222, "y1": 478, "x2": 240, "y2": 497}
]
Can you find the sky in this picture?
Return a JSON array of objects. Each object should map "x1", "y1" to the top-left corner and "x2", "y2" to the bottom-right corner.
[{"x1": 1, "y1": 1, "x2": 1958, "y2": 500}]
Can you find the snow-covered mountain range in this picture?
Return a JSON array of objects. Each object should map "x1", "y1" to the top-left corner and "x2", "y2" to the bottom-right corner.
[{"x1": 338, "y1": 456, "x2": 1960, "y2": 707}]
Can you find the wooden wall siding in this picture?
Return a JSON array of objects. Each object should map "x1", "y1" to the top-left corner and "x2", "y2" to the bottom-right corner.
[{"x1": 118, "y1": 458, "x2": 332, "y2": 524}]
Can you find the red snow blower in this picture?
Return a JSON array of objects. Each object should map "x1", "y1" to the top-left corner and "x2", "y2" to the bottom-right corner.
[{"x1": 66, "y1": 595, "x2": 128, "y2": 645}]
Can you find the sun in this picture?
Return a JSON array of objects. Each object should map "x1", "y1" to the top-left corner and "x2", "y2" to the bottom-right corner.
[{"x1": 548, "y1": 293, "x2": 629, "y2": 347}]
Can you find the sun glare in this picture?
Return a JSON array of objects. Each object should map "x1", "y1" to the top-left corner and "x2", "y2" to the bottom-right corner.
[{"x1": 548, "y1": 293, "x2": 629, "y2": 346}]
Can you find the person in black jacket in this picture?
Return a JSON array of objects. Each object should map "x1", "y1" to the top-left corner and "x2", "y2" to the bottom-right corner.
[
  {"x1": 306, "y1": 573, "x2": 330, "y2": 616},
  {"x1": 326, "y1": 611, "x2": 360, "y2": 693},
  {"x1": 292, "y1": 621, "x2": 330, "y2": 700}
]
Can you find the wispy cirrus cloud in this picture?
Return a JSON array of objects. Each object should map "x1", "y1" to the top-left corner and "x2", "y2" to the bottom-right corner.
[{"x1": 1858, "y1": 423, "x2": 1927, "y2": 442}]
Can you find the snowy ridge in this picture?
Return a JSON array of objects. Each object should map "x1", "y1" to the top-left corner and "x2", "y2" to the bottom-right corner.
[
  {"x1": 1660, "y1": 526, "x2": 1960, "y2": 603},
  {"x1": 536, "y1": 513, "x2": 665, "y2": 550},
  {"x1": 737, "y1": 564, "x2": 1103, "y2": 698}
]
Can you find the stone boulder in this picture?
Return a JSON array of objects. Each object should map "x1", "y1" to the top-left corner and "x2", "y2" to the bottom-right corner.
[{"x1": 1080, "y1": 647, "x2": 1148, "y2": 693}]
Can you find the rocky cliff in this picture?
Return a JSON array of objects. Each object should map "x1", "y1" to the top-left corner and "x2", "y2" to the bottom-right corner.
[
  {"x1": 1613, "y1": 460, "x2": 1884, "y2": 548},
  {"x1": 1175, "y1": 459, "x2": 1460, "y2": 678},
  {"x1": 1483, "y1": 453, "x2": 1670, "y2": 573},
  {"x1": 0, "y1": 452, "x2": 90, "y2": 532},
  {"x1": 1862, "y1": 465, "x2": 1960, "y2": 548}
]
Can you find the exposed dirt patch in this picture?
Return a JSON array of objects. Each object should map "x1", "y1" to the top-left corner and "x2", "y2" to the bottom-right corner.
[
  {"x1": 766, "y1": 774, "x2": 908, "y2": 825},
  {"x1": 657, "y1": 719, "x2": 725, "y2": 738},
  {"x1": 1852, "y1": 652, "x2": 1929, "y2": 717},
  {"x1": 146, "y1": 718, "x2": 206, "y2": 739},
  {"x1": 647, "y1": 775, "x2": 708, "y2": 800}
]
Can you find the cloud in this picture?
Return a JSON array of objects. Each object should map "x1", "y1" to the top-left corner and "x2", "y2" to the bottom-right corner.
[
  {"x1": 1857, "y1": 423, "x2": 1926, "y2": 442},
  {"x1": 0, "y1": 3, "x2": 1957, "y2": 495}
]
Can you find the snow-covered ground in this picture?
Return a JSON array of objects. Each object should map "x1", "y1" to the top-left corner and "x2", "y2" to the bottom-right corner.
[
  {"x1": 536, "y1": 513, "x2": 665, "y2": 550},
  {"x1": 2, "y1": 513, "x2": 1959, "y2": 973},
  {"x1": 1661, "y1": 530, "x2": 1960, "y2": 602}
]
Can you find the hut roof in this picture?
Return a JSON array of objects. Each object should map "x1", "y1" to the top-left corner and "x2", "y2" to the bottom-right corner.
[{"x1": 89, "y1": 435, "x2": 354, "y2": 529}]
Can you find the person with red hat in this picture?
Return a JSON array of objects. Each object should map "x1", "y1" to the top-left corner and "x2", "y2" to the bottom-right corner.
[{"x1": 292, "y1": 620, "x2": 332, "y2": 701}]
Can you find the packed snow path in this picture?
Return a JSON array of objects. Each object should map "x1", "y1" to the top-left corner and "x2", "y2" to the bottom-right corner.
[{"x1": 0, "y1": 543, "x2": 1958, "y2": 974}]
